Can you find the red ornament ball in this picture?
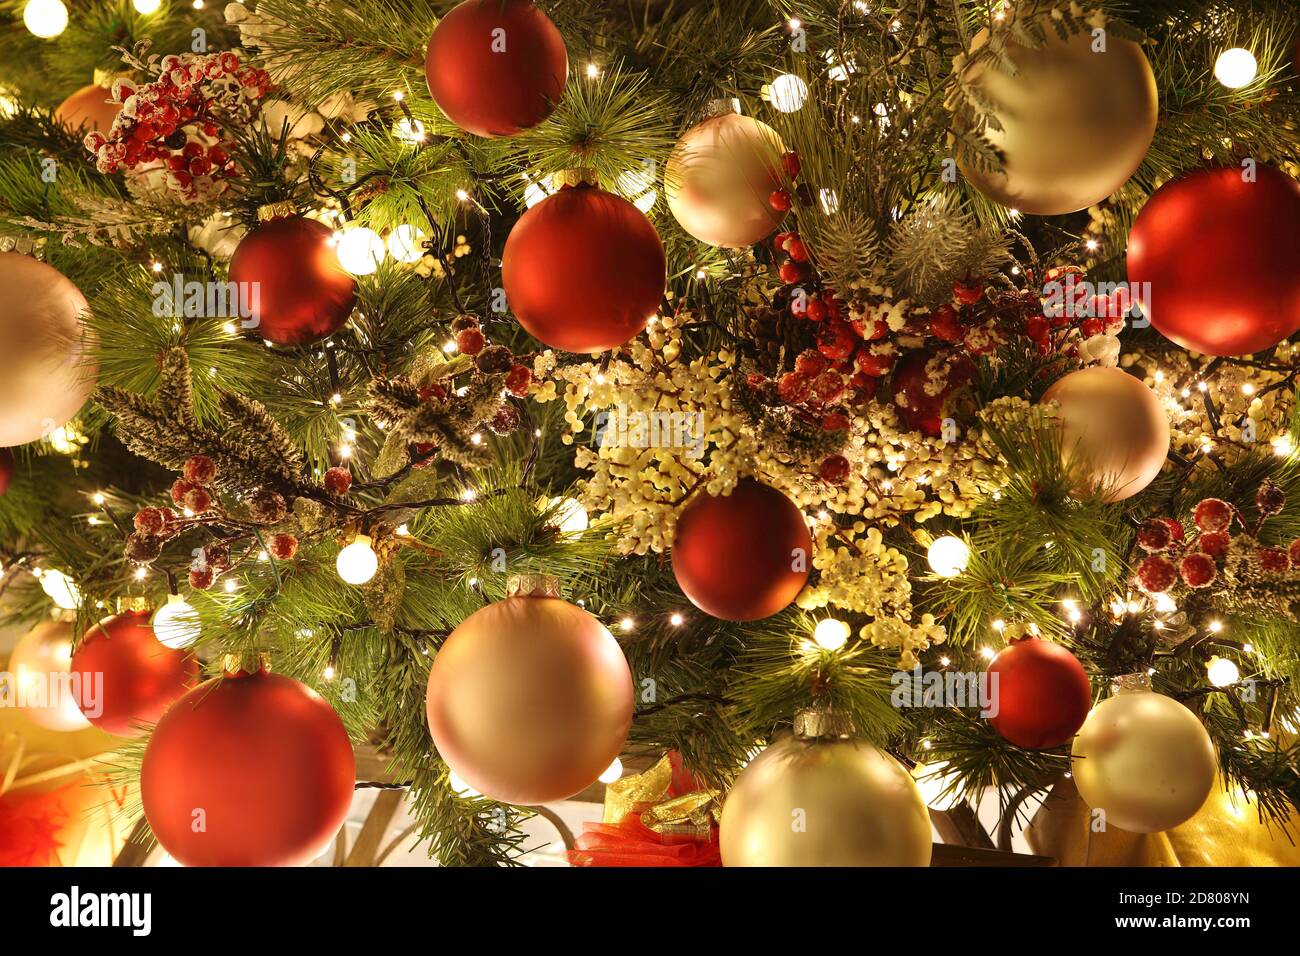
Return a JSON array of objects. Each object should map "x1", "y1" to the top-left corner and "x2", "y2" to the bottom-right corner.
[
  {"x1": 1180, "y1": 552, "x2": 1217, "y2": 588},
  {"x1": 70, "y1": 611, "x2": 197, "y2": 737},
  {"x1": 672, "y1": 478, "x2": 811, "y2": 622},
  {"x1": 502, "y1": 184, "x2": 665, "y2": 353},
  {"x1": 424, "y1": 0, "x2": 567, "y2": 138},
  {"x1": 1128, "y1": 165, "x2": 1300, "y2": 356},
  {"x1": 987, "y1": 637, "x2": 1092, "y2": 749},
  {"x1": 1193, "y1": 498, "x2": 1233, "y2": 533},
  {"x1": 229, "y1": 214, "x2": 357, "y2": 346},
  {"x1": 1137, "y1": 554, "x2": 1178, "y2": 593},
  {"x1": 0, "y1": 447, "x2": 13, "y2": 497},
  {"x1": 324, "y1": 466, "x2": 352, "y2": 497},
  {"x1": 141, "y1": 667, "x2": 355, "y2": 866}
]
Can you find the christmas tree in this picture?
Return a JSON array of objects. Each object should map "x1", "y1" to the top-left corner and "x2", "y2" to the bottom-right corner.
[{"x1": 1, "y1": 0, "x2": 1299, "y2": 869}]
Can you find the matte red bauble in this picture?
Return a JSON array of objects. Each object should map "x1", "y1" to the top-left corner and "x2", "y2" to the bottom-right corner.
[
  {"x1": 1128, "y1": 165, "x2": 1300, "y2": 356},
  {"x1": 986, "y1": 637, "x2": 1092, "y2": 749},
  {"x1": 502, "y1": 183, "x2": 666, "y2": 352},
  {"x1": 672, "y1": 478, "x2": 811, "y2": 622},
  {"x1": 141, "y1": 666, "x2": 355, "y2": 866},
  {"x1": 228, "y1": 215, "x2": 357, "y2": 346},
  {"x1": 426, "y1": 575, "x2": 633, "y2": 805},
  {"x1": 424, "y1": 0, "x2": 568, "y2": 138},
  {"x1": 0, "y1": 447, "x2": 12, "y2": 496},
  {"x1": 54, "y1": 83, "x2": 120, "y2": 134},
  {"x1": 70, "y1": 610, "x2": 197, "y2": 737}
]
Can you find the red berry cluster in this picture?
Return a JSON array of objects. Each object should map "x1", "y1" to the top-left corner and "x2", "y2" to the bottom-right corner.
[
  {"x1": 84, "y1": 52, "x2": 271, "y2": 203},
  {"x1": 324, "y1": 466, "x2": 352, "y2": 497},
  {"x1": 1024, "y1": 266, "x2": 1128, "y2": 357},
  {"x1": 172, "y1": 455, "x2": 218, "y2": 515},
  {"x1": 1135, "y1": 482, "x2": 1297, "y2": 594}
]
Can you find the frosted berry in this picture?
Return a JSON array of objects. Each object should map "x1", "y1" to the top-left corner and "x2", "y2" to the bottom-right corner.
[
  {"x1": 1136, "y1": 518, "x2": 1173, "y2": 552},
  {"x1": 134, "y1": 507, "x2": 166, "y2": 535},
  {"x1": 505, "y1": 365, "x2": 533, "y2": 398},
  {"x1": 1256, "y1": 480, "x2": 1286, "y2": 517},
  {"x1": 171, "y1": 478, "x2": 195, "y2": 504},
  {"x1": 324, "y1": 467, "x2": 352, "y2": 497},
  {"x1": 488, "y1": 403, "x2": 521, "y2": 435},
  {"x1": 269, "y1": 533, "x2": 299, "y2": 560},
  {"x1": 1160, "y1": 517, "x2": 1185, "y2": 542},
  {"x1": 1199, "y1": 531, "x2": 1230, "y2": 558},
  {"x1": 1193, "y1": 498, "x2": 1233, "y2": 533},
  {"x1": 183, "y1": 455, "x2": 217, "y2": 484},
  {"x1": 778, "y1": 372, "x2": 811, "y2": 405},
  {"x1": 811, "y1": 370, "x2": 846, "y2": 404},
  {"x1": 450, "y1": 314, "x2": 479, "y2": 333},
  {"x1": 1290, "y1": 539, "x2": 1300, "y2": 567},
  {"x1": 822, "y1": 412, "x2": 850, "y2": 431},
  {"x1": 953, "y1": 277, "x2": 983, "y2": 305},
  {"x1": 854, "y1": 351, "x2": 895, "y2": 377},
  {"x1": 124, "y1": 532, "x2": 163, "y2": 564},
  {"x1": 184, "y1": 487, "x2": 213, "y2": 514},
  {"x1": 1258, "y1": 547, "x2": 1290, "y2": 573},
  {"x1": 929, "y1": 304, "x2": 964, "y2": 343},
  {"x1": 795, "y1": 349, "x2": 829, "y2": 378},
  {"x1": 246, "y1": 490, "x2": 287, "y2": 524},
  {"x1": 1136, "y1": 555, "x2": 1177, "y2": 594},
  {"x1": 456, "y1": 327, "x2": 486, "y2": 355},
  {"x1": 1180, "y1": 552, "x2": 1217, "y2": 588},
  {"x1": 779, "y1": 259, "x2": 808, "y2": 284},
  {"x1": 475, "y1": 345, "x2": 514, "y2": 374},
  {"x1": 819, "y1": 455, "x2": 850, "y2": 484},
  {"x1": 203, "y1": 542, "x2": 231, "y2": 571},
  {"x1": 189, "y1": 567, "x2": 215, "y2": 590}
]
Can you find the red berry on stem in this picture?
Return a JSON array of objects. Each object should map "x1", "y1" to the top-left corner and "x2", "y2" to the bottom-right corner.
[
  {"x1": 1136, "y1": 518, "x2": 1173, "y2": 552},
  {"x1": 781, "y1": 150, "x2": 800, "y2": 180},
  {"x1": 171, "y1": 478, "x2": 195, "y2": 505},
  {"x1": 1160, "y1": 518, "x2": 1185, "y2": 542},
  {"x1": 822, "y1": 412, "x2": 850, "y2": 431},
  {"x1": 819, "y1": 454, "x2": 850, "y2": 484},
  {"x1": 779, "y1": 259, "x2": 807, "y2": 284},
  {"x1": 1290, "y1": 540, "x2": 1300, "y2": 567},
  {"x1": 1180, "y1": 552, "x2": 1217, "y2": 588},
  {"x1": 1199, "y1": 530, "x2": 1230, "y2": 558},
  {"x1": 189, "y1": 567, "x2": 215, "y2": 590},
  {"x1": 183, "y1": 455, "x2": 217, "y2": 484},
  {"x1": 953, "y1": 277, "x2": 983, "y2": 305},
  {"x1": 505, "y1": 365, "x2": 532, "y2": 398},
  {"x1": 1193, "y1": 498, "x2": 1233, "y2": 533},
  {"x1": 456, "y1": 327, "x2": 486, "y2": 355},
  {"x1": 795, "y1": 349, "x2": 829, "y2": 378},
  {"x1": 135, "y1": 507, "x2": 166, "y2": 535},
  {"x1": 1136, "y1": 555, "x2": 1177, "y2": 593},
  {"x1": 324, "y1": 467, "x2": 352, "y2": 497},
  {"x1": 184, "y1": 487, "x2": 213, "y2": 514},
  {"x1": 1256, "y1": 480, "x2": 1286, "y2": 517},
  {"x1": 769, "y1": 189, "x2": 792, "y2": 212},
  {"x1": 785, "y1": 237, "x2": 809, "y2": 263},
  {"x1": 777, "y1": 372, "x2": 811, "y2": 405},
  {"x1": 1258, "y1": 547, "x2": 1289, "y2": 573},
  {"x1": 269, "y1": 533, "x2": 299, "y2": 560},
  {"x1": 805, "y1": 298, "x2": 827, "y2": 323}
]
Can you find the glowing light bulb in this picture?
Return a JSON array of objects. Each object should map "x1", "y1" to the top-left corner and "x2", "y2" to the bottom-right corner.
[
  {"x1": 23, "y1": 0, "x2": 68, "y2": 38},
  {"x1": 547, "y1": 496, "x2": 589, "y2": 536},
  {"x1": 619, "y1": 617, "x2": 635, "y2": 632},
  {"x1": 133, "y1": 0, "x2": 161, "y2": 13},
  {"x1": 1214, "y1": 48, "x2": 1258, "y2": 89},
  {"x1": 336, "y1": 535, "x2": 378, "y2": 585},
  {"x1": 813, "y1": 618, "x2": 850, "y2": 651},
  {"x1": 335, "y1": 226, "x2": 386, "y2": 275},
  {"x1": 927, "y1": 535, "x2": 970, "y2": 578},
  {"x1": 912, "y1": 761, "x2": 963, "y2": 811},
  {"x1": 387, "y1": 224, "x2": 426, "y2": 263},
  {"x1": 40, "y1": 568, "x2": 81, "y2": 610},
  {"x1": 153, "y1": 594, "x2": 201, "y2": 649},
  {"x1": 1207, "y1": 656, "x2": 1239, "y2": 687},
  {"x1": 768, "y1": 74, "x2": 808, "y2": 112},
  {"x1": 598, "y1": 757, "x2": 623, "y2": 784}
]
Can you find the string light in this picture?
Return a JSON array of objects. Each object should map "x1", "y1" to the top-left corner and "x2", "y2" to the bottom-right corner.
[
  {"x1": 23, "y1": 0, "x2": 68, "y2": 38},
  {"x1": 912, "y1": 761, "x2": 963, "y2": 811},
  {"x1": 1214, "y1": 48, "x2": 1258, "y2": 89},
  {"x1": 387, "y1": 224, "x2": 426, "y2": 263},
  {"x1": 598, "y1": 757, "x2": 623, "y2": 784},
  {"x1": 336, "y1": 535, "x2": 378, "y2": 585},
  {"x1": 767, "y1": 74, "x2": 808, "y2": 112},
  {"x1": 39, "y1": 568, "x2": 81, "y2": 610},
  {"x1": 669, "y1": 612, "x2": 685, "y2": 627},
  {"x1": 335, "y1": 226, "x2": 386, "y2": 275},
  {"x1": 926, "y1": 535, "x2": 970, "y2": 577},
  {"x1": 1207, "y1": 656, "x2": 1239, "y2": 687},
  {"x1": 223, "y1": 578, "x2": 239, "y2": 592},
  {"x1": 547, "y1": 496, "x2": 589, "y2": 535},
  {"x1": 153, "y1": 594, "x2": 201, "y2": 649},
  {"x1": 619, "y1": 617, "x2": 636, "y2": 632},
  {"x1": 133, "y1": 0, "x2": 161, "y2": 13},
  {"x1": 812, "y1": 618, "x2": 850, "y2": 651}
]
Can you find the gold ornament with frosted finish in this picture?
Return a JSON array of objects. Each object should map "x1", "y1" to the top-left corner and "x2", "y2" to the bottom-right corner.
[
  {"x1": 8, "y1": 618, "x2": 92, "y2": 733},
  {"x1": 956, "y1": 23, "x2": 1157, "y2": 215},
  {"x1": 0, "y1": 252, "x2": 98, "y2": 446},
  {"x1": 665, "y1": 106, "x2": 786, "y2": 249},
  {"x1": 1071, "y1": 673, "x2": 1217, "y2": 834},
  {"x1": 719, "y1": 711, "x2": 932, "y2": 867}
]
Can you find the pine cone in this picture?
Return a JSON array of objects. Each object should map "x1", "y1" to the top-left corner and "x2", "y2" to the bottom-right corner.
[
  {"x1": 743, "y1": 304, "x2": 815, "y2": 376},
  {"x1": 246, "y1": 489, "x2": 287, "y2": 524}
]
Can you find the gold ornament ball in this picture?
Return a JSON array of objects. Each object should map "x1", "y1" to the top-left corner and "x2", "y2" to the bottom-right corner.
[
  {"x1": 425, "y1": 583, "x2": 634, "y2": 805},
  {"x1": 54, "y1": 83, "x2": 120, "y2": 134},
  {"x1": 665, "y1": 111, "x2": 786, "y2": 249},
  {"x1": 0, "y1": 252, "x2": 98, "y2": 447},
  {"x1": 1041, "y1": 366, "x2": 1169, "y2": 502},
  {"x1": 956, "y1": 23, "x2": 1157, "y2": 215},
  {"x1": 719, "y1": 735, "x2": 932, "y2": 867},
  {"x1": 8, "y1": 618, "x2": 92, "y2": 733},
  {"x1": 1071, "y1": 688, "x2": 1217, "y2": 833}
]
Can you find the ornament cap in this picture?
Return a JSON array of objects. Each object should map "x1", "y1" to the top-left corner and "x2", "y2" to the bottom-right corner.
[
  {"x1": 256, "y1": 201, "x2": 297, "y2": 223},
  {"x1": 116, "y1": 595, "x2": 152, "y2": 614},
  {"x1": 506, "y1": 573, "x2": 562, "y2": 599},
  {"x1": 222, "y1": 651, "x2": 271, "y2": 678},
  {"x1": 701, "y1": 97, "x2": 742, "y2": 119},
  {"x1": 793, "y1": 706, "x2": 855, "y2": 740},
  {"x1": 551, "y1": 168, "x2": 599, "y2": 191},
  {"x1": 1112, "y1": 671, "x2": 1153, "y2": 695}
]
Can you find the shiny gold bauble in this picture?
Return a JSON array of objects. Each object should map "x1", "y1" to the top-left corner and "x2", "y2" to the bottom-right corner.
[
  {"x1": 1041, "y1": 366, "x2": 1169, "y2": 502},
  {"x1": 0, "y1": 252, "x2": 98, "y2": 446},
  {"x1": 425, "y1": 581, "x2": 634, "y2": 805},
  {"x1": 719, "y1": 734, "x2": 932, "y2": 867},
  {"x1": 665, "y1": 111, "x2": 786, "y2": 248},
  {"x1": 956, "y1": 23, "x2": 1157, "y2": 215},
  {"x1": 8, "y1": 618, "x2": 92, "y2": 733},
  {"x1": 1071, "y1": 688, "x2": 1216, "y2": 834},
  {"x1": 54, "y1": 83, "x2": 120, "y2": 134}
]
